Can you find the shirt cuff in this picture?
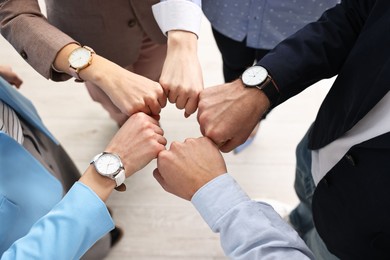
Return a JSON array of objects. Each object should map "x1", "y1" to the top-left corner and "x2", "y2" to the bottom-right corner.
[
  {"x1": 191, "y1": 174, "x2": 251, "y2": 230},
  {"x1": 152, "y1": 0, "x2": 203, "y2": 37}
]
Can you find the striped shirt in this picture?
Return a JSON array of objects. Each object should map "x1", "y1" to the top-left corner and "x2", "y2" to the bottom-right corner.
[{"x1": 0, "y1": 100, "x2": 24, "y2": 144}]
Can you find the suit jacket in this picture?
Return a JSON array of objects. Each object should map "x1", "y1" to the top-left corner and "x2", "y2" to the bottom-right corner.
[
  {"x1": 258, "y1": 1, "x2": 390, "y2": 257},
  {"x1": 0, "y1": 77, "x2": 113, "y2": 258},
  {"x1": 0, "y1": 0, "x2": 166, "y2": 81},
  {"x1": 258, "y1": 0, "x2": 390, "y2": 150}
]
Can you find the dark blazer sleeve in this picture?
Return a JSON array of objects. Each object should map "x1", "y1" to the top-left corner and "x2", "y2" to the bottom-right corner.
[{"x1": 258, "y1": 0, "x2": 376, "y2": 107}]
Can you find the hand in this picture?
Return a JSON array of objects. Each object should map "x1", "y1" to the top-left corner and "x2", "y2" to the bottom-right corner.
[
  {"x1": 105, "y1": 112, "x2": 167, "y2": 177},
  {"x1": 80, "y1": 112, "x2": 166, "y2": 201},
  {"x1": 88, "y1": 56, "x2": 167, "y2": 118},
  {"x1": 197, "y1": 79, "x2": 270, "y2": 152},
  {"x1": 159, "y1": 31, "x2": 204, "y2": 117},
  {"x1": 54, "y1": 44, "x2": 167, "y2": 118},
  {"x1": 154, "y1": 137, "x2": 227, "y2": 200},
  {"x1": 0, "y1": 65, "x2": 23, "y2": 88}
]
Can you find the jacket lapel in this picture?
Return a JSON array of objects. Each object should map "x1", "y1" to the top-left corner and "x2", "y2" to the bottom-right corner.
[{"x1": 0, "y1": 77, "x2": 58, "y2": 144}]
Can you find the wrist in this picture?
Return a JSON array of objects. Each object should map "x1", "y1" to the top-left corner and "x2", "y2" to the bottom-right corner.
[
  {"x1": 77, "y1": 55, "x2": 124, "y2": 93},
  {"x1": 167, "y1": 30, "x2": 198, "y2": 52},
  {"x1": 80, "y1": 165, "x2": 116, "y2": 202},
  {"x1": 240, "y1": 66, "x2": 280, "y2": 107},
  {"x1": 53, "y1": 43, "x2": 81, "y2": 73},
  {"x1": 236, "y1": 79, "x2": 271, "y2": 116}
]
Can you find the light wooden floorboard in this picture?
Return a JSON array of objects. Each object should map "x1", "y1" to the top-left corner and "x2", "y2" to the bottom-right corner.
[{"x1": 0, "y1": 7, "x2": 333, "y2": 259}]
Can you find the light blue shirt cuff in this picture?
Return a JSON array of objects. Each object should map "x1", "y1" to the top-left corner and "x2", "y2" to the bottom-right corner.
[
  {"x1": 152, "y1": 0, "x2": 203, "y2": 37},
  {"x1": 191, "y1": 174, "x2": 251, "y2": 230}
]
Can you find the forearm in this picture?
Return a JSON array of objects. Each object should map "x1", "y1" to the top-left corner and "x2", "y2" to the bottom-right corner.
[
  {"x1": 53, "y1": 44, "x2": 131, "y2": 95},
  {"x1": 192, "y1": 174, "x2": 314, "y2": 259},
  {"x1": 258, "y1": 0, "x2": 373, "y2": 107},
  {"x1": 166, "y1": 30, "x2": 198, "y2": 51},
  {"x1": 0, "y1": 0, "x2": 76, "y2": 81},
  {"x1": 79, "y1": 165, "x2": 116, "y2": 202}
]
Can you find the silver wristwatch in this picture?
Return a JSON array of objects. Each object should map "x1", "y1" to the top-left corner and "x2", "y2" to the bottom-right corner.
[{"x1": 90, "y1": 152, "x2": 126, "y2": 187}]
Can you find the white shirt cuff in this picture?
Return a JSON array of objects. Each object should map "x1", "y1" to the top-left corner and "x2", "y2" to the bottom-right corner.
[{"x1": 152, "y1": 0, "x2": 203, "y2": 37}]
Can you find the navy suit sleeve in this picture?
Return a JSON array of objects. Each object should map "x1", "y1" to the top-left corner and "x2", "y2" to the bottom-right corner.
[{"x1": 258, "y1": 0, "x2": 376, "y2": 107}]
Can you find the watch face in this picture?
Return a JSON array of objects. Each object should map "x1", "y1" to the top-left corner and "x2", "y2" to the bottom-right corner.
[
  {"x1": 68, "y1": 47, "x2": 91, "y2": 69},
  {"x1": 95, "y1": 153, "x2": 121, "y2": 176},
  {"x1": 242, "y1": 66, "x2": 268, "y2": 87}
]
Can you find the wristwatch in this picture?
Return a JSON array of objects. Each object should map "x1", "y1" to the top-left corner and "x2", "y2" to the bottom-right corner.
[
  {"x1": 90, "y1": 152, "x2": 126, "y2": 188},
  {"x1": 241, "y1": 66, "x2": 280, "y2": 105},
  {"x1": 68, "y1": 45, "x2": 95, "y2": 82}
]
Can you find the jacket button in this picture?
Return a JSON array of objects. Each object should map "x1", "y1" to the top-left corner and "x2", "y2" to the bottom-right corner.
[
  {"x1": 128, "y1": 19, "x2": 137, "y2": 27},
  {"x1": 323, "y1": 177, "x2": 329, "y2": 187},
  {"x1": 20, "y1": 50, "x2": 28, "y2": 59},
  {"x1": 345, "y1": 153, "x2": 356, "y2": 166}
]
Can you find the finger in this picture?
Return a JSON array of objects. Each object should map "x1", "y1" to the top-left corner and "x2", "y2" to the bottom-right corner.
[
  {"x1": 159, "y1": 80, "x2": 170, "y2": 96},
  {"x1": 153, "y1": 168, "x2": 167, "y2": 189},
  {"x1": 219, "y1": 139, "x2": 238, "y2": 153},
  {"x1": 157, "y1": 135, "x2": 168, "y2": 146},
  {"x1": 196, "y1": 103, "x2": 204, "y2": 124},
  {"x1": 184, "y1": 97, "x2": 198, "y2": 117},
  {"x1": 217, "y1": 140, "x2": 228, "y2": 148},
  {"x1": 199, "y1": 123, "x2": 206, "y2": 136},
  {"x1": 196, "y1": 111, "x2": 206, "y2": 136},
  {"x1": 168, "y1": 90, "x2": 178, "y2": 104},
  {"x1": 148, "y1": 99, "x2": 162, "y2": 116},
  {"x1": 158, "y1": 93, "x2": 167, "y2": 108},
  {"x1": 137, "y1": 104, "x2": 152, "y2": 116},
  {"x1": 175, "y1": 95, "x2": 187, "y2": 110},
  {"x1": 10, "y1": 76, "x2": 23, "y2": 88},
  {"x1": 151, "y1": 114, "x2": 160, "y2": 121},
  {"x1": 152, "y1": 124, "x2": 164, "y2": 136},
  {"x1": 137, "y1": 113, "x2": 160, "y2": 126}
]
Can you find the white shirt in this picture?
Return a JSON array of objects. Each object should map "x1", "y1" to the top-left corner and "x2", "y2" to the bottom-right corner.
[{"x1": 311, "y1": 91, "x2": 390, "y2": 185}]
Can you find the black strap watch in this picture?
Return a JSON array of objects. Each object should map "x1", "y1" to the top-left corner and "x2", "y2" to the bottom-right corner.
[{"x1": 241, "y1": 66, "x2": 280, "y2": 105}]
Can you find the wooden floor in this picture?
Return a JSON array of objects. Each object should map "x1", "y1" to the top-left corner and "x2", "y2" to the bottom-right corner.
[{"x1": 0, "y1": 6, "x2": 333, "y2": 259}]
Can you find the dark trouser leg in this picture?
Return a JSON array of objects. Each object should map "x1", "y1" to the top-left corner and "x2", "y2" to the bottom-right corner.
[
  {"x1": 211, "y1": 27, "x2": 269, "y2": 83},
  {"x1": 289, "y1": 128, "x2": 315, "y2": 236},
  {"x1": 289, "y1": 127, "x2": 338, "y2": 260}
]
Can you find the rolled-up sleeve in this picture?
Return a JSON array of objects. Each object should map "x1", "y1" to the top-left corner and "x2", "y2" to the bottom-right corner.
[{"x1": 152, "y1": 0, "x2": 203, "y2": 37}]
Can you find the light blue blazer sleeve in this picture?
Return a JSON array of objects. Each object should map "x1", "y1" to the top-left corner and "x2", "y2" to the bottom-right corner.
[
  {"x1": 192, "y1": 174, "x2": 315, "y2": 259},
  {"x1": 1, "y1": 182, "x2": 114, "y2": 260}
]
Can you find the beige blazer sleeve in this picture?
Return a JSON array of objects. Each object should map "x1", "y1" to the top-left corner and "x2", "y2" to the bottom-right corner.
[
  {"x1": 0, "y1": 0, "x2": 76, "y2": 81},
  {"x1": 0, "y1": 0, "x2": 166, "y2": 81},
  {"x1": 45, "y1": 0, "x2": 166, "y2": 69}
]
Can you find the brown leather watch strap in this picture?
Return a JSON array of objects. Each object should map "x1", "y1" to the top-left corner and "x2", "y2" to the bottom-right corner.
[
  {"x1": 255, "y1": 76, "x2": 280, "y2": 105},
  {"x1": 115, "y1": 183, "x2": 127, "y2": 192}
]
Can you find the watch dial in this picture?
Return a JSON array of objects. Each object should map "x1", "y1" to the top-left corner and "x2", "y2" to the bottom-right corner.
[
  {"x1": 95, "y1": 153, "x2": 121, "y2": 176},
  {"x1": 68, "y1": 48, "x2": 91, "y2": 69},
  {"x1": 242, "y1": 66, "x2": 268, "y2": 87}
]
